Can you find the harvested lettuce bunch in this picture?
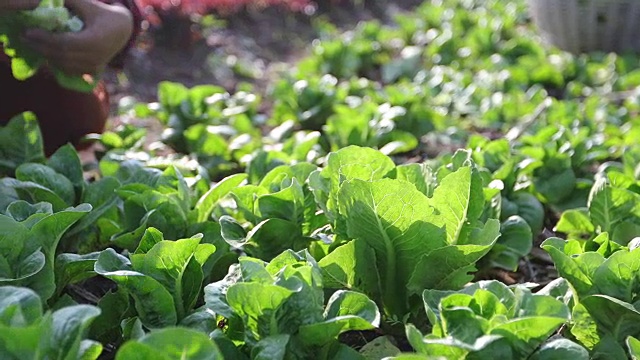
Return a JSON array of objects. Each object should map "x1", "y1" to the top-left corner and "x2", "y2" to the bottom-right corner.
[
  {"x1": 22, "y1": 0, "x2": 84, "y2": 32},
  {"x1": 0, "y1": 0, "x2": 98, "y2": 92}
]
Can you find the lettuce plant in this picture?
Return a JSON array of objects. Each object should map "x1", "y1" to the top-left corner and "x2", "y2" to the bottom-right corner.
[
  {"x1": 554, "y1": 172, "x2": 640, "y2": 248},
  {"x1": 204, "y1": 249, "x2": 380, "y2": 359},
  {"x1": 311, "y1": 146, "x2": 500, "y2": 323},
  {"x1": 0, "y1": 200, "x2": 90, "y2": 304},
  {"x1": 324, "y1": 100, "x2": 419, "y2": 156},
  {"x1": 114, "y1": 327, "x2": 224, "y2": 360},
  {"x1": 21, "y1": 0, "x2": 83, "y2": 32},
  {"x1": 466, "y1": 136, "x2": 545, "y2": 235},
  {"x1": 397, "y1": 280, "x2": 587, "y2": 359},
  {"x1": 431, "y1": 146, "x2": 537, "y2": 272},
  {"x1": 0, "y1": 113, "x2": 45, "y2": 178},
  {"x1": 0, "y1": 286, "x2": 102, "y2": 359},
  {"x1": 94, "y1": 230, "x2": 216, "y2": 330},
  {"x1": 542, "y1": 237, "x2": 640, "y2": 359},
  {"x1": 93, "y1": 161, "x2": 236, "y2": 281},
  {"x1": 216, "y1": 163, "x2": 329, "y2": 261}
]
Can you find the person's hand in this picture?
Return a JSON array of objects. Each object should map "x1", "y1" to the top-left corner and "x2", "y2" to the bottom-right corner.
[
  {"x1": 21, "y1": 0, "x2": 133, "y2": 76},
  {"x1": 0, "y1": 0, "x2": 39, "y2": 13}
]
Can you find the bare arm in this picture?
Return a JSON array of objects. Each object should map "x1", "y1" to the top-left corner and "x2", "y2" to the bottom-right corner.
[{"x1": 21, "y1": 0, "x2": 141, "y2": 75}]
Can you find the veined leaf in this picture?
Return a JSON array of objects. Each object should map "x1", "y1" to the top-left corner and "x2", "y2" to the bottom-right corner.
[
  {"x1": 318, "y1": 238, "x2": 381, "y2": 300},
  {"x1": 592, "y1": 248, "x2": 640, "y2": 303},
  {"x1": 582, "y1": 295, "x2": 640, "y2": 346},
  {"x1": 529, "y1": 338, "x2": 589, "y2": 360},
  {"x1": 130, "y1": 237, "x2": 202, "y2": 320},
  {"x1": 195, "y1": 173, "x2": 248, "y2": 223},
  {"x1": 408, "y1": 219, "x2": 500, "y2": 292},
  {"x1": 588, "y1": 177, "x2": 640, "y2": 234},
  {"x1": 429, "y1": 166, "x2": 485, "y2": 245},
  {"x1": 627, "y1": 336, "x2": 640, "y2": 359},
  {"x1": 226, "y1": 282, "x2": 293, "y2": 345},
  {"x1": 94, "y1": 248, "x2": 177, "y2": 329},
  {"x1": 310, "y1": 145, "x2": 395, "y2": 222},
  {"x1": 115, "y1": 327, "x2": 223, "y2": 360},
  {"x1": 338, "y1": 177, "x2": 444, "y2": 316}
]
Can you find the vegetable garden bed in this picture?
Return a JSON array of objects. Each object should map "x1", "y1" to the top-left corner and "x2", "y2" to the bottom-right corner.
[{"x1": 4, "y1": 0, "x2": 640, "y2": 359}]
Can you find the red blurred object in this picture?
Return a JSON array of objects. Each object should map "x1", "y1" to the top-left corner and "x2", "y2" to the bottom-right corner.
[{"x1": 138, "y1": 0, "x2": 315, "y2": 21}]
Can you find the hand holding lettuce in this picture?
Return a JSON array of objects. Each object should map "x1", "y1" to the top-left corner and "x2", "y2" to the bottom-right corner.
[{"x1": 0, "y1": 0, "x2": 97, "y2": 92}]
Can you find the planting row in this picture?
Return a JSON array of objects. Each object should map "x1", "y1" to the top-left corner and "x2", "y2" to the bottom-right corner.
[
  {"x1": 4, "y1": 0, "x2": 640, "y2": 358},
  {"x1": 2, "y1": 115, "x2": 640, "y2": 358}
]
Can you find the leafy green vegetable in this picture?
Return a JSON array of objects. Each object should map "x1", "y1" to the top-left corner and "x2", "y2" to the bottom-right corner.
[
  {"x1": 627, "y1": 336, "x2": 640, "y2": 359},
  {"x1": 555, "y1": 173, "x2": 640, "y2": 247},
  {"x1": 0, "y1": 201, "x2": 90, "y2": 302},
  {"x1": 3, "y1": 0, "x2": 640, "y2": 357},
  {"x1": 204, "y1": 250, "x2": 380, "y2": 359},
  {"x1": 0, "y1": 286, "x2": 102, "y2": 359},
  {"x1": 481, "y1": 215, "x2": 532, "y2": 272},
  {"x1": 94, "y1": 231, "x2": 215, "y2": 329},
  {"x1": 116, "y1": 327, "x2": 223, "y2": 360},
  {"x1": 542, "y1": 237, "x2": 640, "y2": 358},
  {"x1": 332, "y1": 153, "x2": 499, "y2": 320},
  {"x1": 403, "y1": 280, "x2": 585, "y2": 359},
  {"x1": 0, "y1": 113, "x2": 44, "y2": 177}
]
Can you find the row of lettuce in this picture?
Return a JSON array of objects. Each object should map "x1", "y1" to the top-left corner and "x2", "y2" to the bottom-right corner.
[
  {"x1": 2, "y1": 109, "x2": 640, "y2": 358},
  {"x1": 4, "y1": 0, "x2": 640, "y2": 358},
  {"x1": 111, "y1": 0, "x2": 640, "y2": 213}
]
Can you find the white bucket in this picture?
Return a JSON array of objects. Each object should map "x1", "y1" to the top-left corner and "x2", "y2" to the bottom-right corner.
[{"x1": 527, "y1": 0, "x2": 640, "y2": 54}]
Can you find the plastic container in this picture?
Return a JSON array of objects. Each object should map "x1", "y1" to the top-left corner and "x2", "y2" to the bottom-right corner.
[{"x1": 527, "y1": 0, "x2": 640, "y2": 54}]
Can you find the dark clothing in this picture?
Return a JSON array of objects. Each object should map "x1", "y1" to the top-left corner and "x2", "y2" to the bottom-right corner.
[{"x1": 0, "y1": 0, "x2": 142, "y2": 155}]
